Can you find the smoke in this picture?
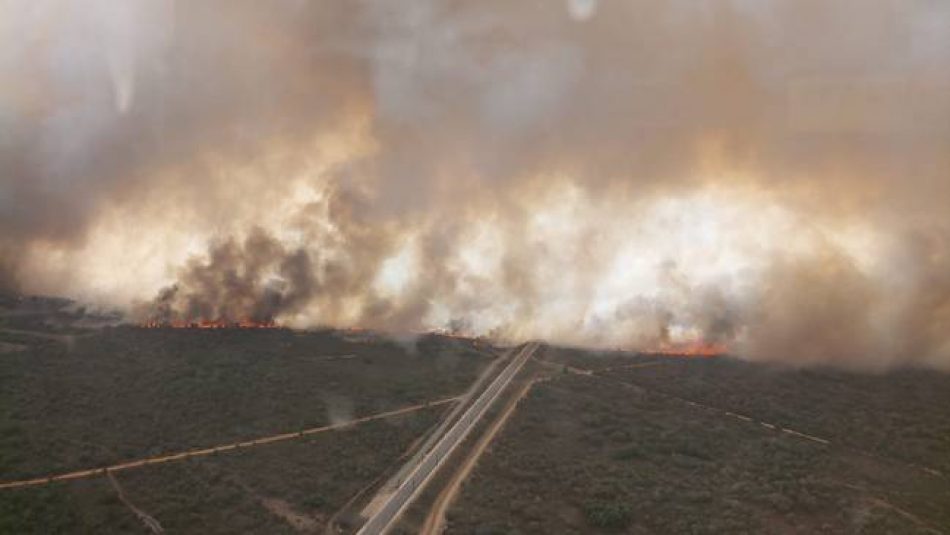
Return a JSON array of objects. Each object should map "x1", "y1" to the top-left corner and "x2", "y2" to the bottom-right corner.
[
  {"x1": 141, "y1": 228, "x2": 317, "y2": 324},
  {"x1": 2, "y1": 0, "x2": 950, "y2": 369}
]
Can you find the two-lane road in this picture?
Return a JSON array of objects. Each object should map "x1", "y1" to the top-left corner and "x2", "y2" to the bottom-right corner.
[{"x1": 357, "y1": 342, "x2": 540, "y2": 535}]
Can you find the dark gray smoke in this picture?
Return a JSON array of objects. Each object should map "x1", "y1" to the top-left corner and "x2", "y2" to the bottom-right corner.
[{"x1": 142, "y1": 228, "x2": 316, "y2": 324}]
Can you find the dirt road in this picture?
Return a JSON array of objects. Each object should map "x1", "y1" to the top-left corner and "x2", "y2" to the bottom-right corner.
[{"x1": 0, "y1": 396, "x2": 459, "y2": 490}]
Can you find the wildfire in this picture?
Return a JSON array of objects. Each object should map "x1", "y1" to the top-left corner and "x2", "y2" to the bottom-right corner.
[
  {"x1": 648, "y1": 340, "x2": 728, "y2": 357},
  {"x1": 140, "y1": 319, "x2": 277, "y2": 329},
  {"x1": 427, "y1": 329, "x2": 471, "y2": 340}
]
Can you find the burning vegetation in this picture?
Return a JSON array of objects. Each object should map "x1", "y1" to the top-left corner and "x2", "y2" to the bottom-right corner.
[
  {"x1": 139, "y1": 319, "x2": 278, "y2": 329},
  {"x1": 134, "y1": 229, "x2": 314, "y2": 331},
  {"x1": 649, "y1": 340, "x2": 729, "y2": 358}
]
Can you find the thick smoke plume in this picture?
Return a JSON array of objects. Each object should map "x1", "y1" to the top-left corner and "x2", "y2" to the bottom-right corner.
[
  {"x1": 2, "y1": 1, "x2": 950, "y2": 369},
  {"x1": 144, "y1": 229, "x2": 317, "y2": 325}
]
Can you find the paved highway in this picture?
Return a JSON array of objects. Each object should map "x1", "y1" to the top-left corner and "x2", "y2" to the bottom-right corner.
[{"x1": 357, "y1": 342, "x2": 540, "y2": 535}]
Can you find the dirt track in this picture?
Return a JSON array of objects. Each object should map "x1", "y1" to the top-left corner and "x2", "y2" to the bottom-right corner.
[
  {"x1": 107, "y1": 471, "x2": 164, "y2": 533},
  {"x1": 0, "y1": 396, "x2": 459, "y2": 490}
]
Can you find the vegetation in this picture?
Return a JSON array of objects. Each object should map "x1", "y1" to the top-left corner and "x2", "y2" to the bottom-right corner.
[
  {"x1": 585, "y1": 500, "x2": 632, "y2": 530},
  {"x1": 4, "y1": 299, "x2": 949, "y2": 533},
  {"x1": 0, "y1": 324, "x2": 490, "y2": 479},
  {"x1": 0, "y1": 296, "x2": 494, "y2": 532},
  {"x1": 608, "y1": 356, "x2": 950, "y2": 474},
  {"x1": 0, "y1": 479, "x2": 136, "y2": 535},
  {"x1": 114, "y1": 408, "x2": 441, "y2": 534},
  {"x1": 445, "y1": 362, "x2": 950, "y2": 534},
  {"x1": 538, "y1": 346, "x2": 656, "y2": 372},
  {"x1": 0, "y1": 408, "x2": 442, "y2": 533}
]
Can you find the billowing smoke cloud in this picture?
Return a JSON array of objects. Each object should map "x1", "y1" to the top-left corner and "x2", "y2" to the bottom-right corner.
[
  {"x1": 143, "y1": 228, "x2": 317, "y2": 325},
  {"x1": 2, "y1": 0, "x2": 950, "y2": 370}
]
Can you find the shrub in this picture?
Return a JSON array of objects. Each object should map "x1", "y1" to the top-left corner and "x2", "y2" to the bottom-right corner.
[{"x1": 585, "y1": 500, "x2": 632, "y2": 530}]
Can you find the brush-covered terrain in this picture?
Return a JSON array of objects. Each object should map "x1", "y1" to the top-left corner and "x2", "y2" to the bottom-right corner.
[
  {"x1": 1, "y1": 408, "x2": 442, "y2": 534},
  {"x1": 0, "y1": 295, "x2": 493, "y2": 533},
  {"x1": 4, "y1": 297, "x2": 950, "y2": 534},
  {"x1": 445, "y1": 348, "x2": 950, "y2": 534}
]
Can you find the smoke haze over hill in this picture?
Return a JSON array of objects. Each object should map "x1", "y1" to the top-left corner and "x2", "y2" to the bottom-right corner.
[{"x1": 2, "y1": 0, "x2": 950, "y2": 369}]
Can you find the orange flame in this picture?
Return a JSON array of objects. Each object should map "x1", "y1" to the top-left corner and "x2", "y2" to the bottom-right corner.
[
  {"x1": 140, "y1": 319, "x2": 277, "y2": 329},
  {"x1": 648, "y1": 340, "x2": 728, "y2": 357}
]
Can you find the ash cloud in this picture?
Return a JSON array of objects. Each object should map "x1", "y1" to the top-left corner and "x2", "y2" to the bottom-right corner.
[{"x1": 3, "y1": 1, "x2": 950, "y2": 369}]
